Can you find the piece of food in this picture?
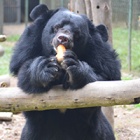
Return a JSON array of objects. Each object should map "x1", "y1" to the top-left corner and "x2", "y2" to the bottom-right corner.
[{"x1": 56, "y1": 44, "x2": 66, "y2": 62}]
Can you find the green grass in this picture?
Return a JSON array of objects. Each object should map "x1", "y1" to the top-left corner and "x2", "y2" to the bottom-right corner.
[
  {"x1": 0, "y1": 35, "x2": 20, "y2": 75},
  {"x1": 135, "y1": 103, "x2": 140, "y2": 108},
  {"x1": 121, "y1": 75, "x2": 133, "y2": 80},
  {"x1": 7, "y1": 34, "x2": 20, "y2": 42},
  {"x1": 0, "y1": 46, "x2": 12, "y2": 75},
  {"x1": 113, "y1": 27, "x2": 140, "y2": 72}
]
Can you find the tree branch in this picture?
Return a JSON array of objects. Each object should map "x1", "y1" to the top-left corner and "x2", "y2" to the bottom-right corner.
[
  {"x1": 0, "y1": 35, "x2": 6, "y2": 42},
  {"x1": 0, "y1": 79, "x2": 140, "y2": 113}
]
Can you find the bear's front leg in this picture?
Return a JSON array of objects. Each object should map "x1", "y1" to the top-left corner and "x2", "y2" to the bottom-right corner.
[
  {"x1": 61, "y1": 50, "x2": 98, "y2": 89},
  {"x1": 18, "y1": 56, "x2": 62, "y2": 93}
]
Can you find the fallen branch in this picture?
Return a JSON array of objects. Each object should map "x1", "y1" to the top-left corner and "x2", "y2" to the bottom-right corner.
[
  {"x1": 0, "y1": 112, "x2": 13, "y2": 121},
  {"x1": 0, "y1": 35, "x2": 7, "y2": 42},
  {"x1": 0, "y1": 75, "x2": 10, "y2": 87},
  {"x1": 0, "y1": 79, "x2": 140, "y2": 113}
]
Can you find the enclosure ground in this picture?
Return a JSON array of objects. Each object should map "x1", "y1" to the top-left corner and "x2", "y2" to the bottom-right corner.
[
  {"x1": 114, "y1": 105, "x2": 140, "y2": 140},
  {"x1": 0, "y1": 105, "x2": 139, "y2": 140}
]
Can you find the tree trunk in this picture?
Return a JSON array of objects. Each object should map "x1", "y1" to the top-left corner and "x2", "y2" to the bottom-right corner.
[
  {"x1": 90, "y1": 0, "x2": 112, "y2": 44},
  {"x1": 68, "y1": 0, "x2": 75, "y2": 12},
  {"x1": 0, "y1": 0, "x2": 3, "y2": 34},
  {"x1": 74, "y1": 0, "x2": 86, "y2": 14},
  {"x1": 69, "y1": 0, "x2": 112, "y2": 44},
  {"x1": 85, "y1": 0, "x2": 92, "y2": 20}
]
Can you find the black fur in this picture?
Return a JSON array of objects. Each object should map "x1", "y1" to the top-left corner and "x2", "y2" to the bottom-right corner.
[{"x1": 10, "y1": 4, "x2": 121, "y2": 140}]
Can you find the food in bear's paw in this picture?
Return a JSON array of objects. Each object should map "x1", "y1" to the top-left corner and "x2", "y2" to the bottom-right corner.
[{"x1": 56, "y1": 44, "x2": 66, "y2": 63}]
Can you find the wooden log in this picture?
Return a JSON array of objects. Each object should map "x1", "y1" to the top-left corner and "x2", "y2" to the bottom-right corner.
[
  {"x1": 0, "y1": 112, "x2": 13, "y2": 121},
  {"x1": 74, "y1": 0, "x2": 86, "y2": 14},
  {"x1": 68, "y1": 0, "x2": 75, "y2": 12},
  {"x1": 0, "y1": 75, "x2": 10, "y2": 87},
  {"x1": 0, "y1": 79, "x2": 139, "y2": 113},
  {"x1": 90, "y1": 0, "x2": 113, "y2": 44},
  {"x1": 84, "y1": 0, "x2": 92, "y2": 20},
  {"x1": 0, "y1": 35, "x2": 7, "y2": 42}
]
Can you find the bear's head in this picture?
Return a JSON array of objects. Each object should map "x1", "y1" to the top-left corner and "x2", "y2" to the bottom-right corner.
[{"x1": 30, "y1": 4, "x2": 109, "y2": 58}]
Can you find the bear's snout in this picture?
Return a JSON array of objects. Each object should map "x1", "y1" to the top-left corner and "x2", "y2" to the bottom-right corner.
[
  {"x1": 52, "y1": 29, "x2": 73, "y2": 49},
  {"x1": 57, "y1": 34, "x2": 69, "y2": 45}
]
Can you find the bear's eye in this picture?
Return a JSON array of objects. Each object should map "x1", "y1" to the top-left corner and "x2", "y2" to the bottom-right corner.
[{"x1": 53, "y1": 24, "x2": 61, "y2": 33}]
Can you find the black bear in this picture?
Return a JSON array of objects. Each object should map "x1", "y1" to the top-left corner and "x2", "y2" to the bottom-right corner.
[{"x1": 10, "y1": 4, "x2": 121, "y2": 140}]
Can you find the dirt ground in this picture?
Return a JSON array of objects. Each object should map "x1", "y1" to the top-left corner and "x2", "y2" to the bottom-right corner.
[{"x1": 114, "y1": 106, "x2": 140, "y2": 140}]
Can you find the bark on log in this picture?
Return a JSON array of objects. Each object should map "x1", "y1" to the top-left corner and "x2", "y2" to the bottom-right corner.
[
  {"x1": 74, "y1": 0, "x2": 86, "y2": 14},
  {"x1": 90, "y1": 0, "x2": 112, "y2": 44},
  {"x1": 69, "y1": 0, "x2": 112, "y2": 44},
  {"x1": 0, "y1": 79, "x2": 140, "y2": 113},
  {"x1": 0, "y1": 112, "x2": 13, "y2": 121},
  {"x1": 85, "y1": 0, "x2": 92, "y2": 20},
  {"x1": 68, "y1": 0, "x2": 75, "y2": 12},
  {"x1": 0, "y1": 75, "x2": 10, "y2": 87},
  {"x1": 0, "y1": 35, "x2": 6, "y2": 42}
]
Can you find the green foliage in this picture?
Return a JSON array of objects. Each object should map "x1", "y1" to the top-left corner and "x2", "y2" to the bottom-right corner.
[
  {"x1": 135, "y1": 103, "x2": 140, "y2": 108},
  {"x1": 7, "y1": 35, "x2": 20, "y2": 42},
  {"x1": 121, "y1": 75, "x2": 133, "y2": 80},
  {"x1": 113, "y1": 28, "x2": 140, "y2": 72},
  {"x1": 0, "y1": 35, "x2": 20, "y2": 75},
  {"x1": 0, "y1": 46, "x2": 12, "y2": 75}
]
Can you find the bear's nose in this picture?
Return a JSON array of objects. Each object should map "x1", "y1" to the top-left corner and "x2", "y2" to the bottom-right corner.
[{"x1": 57, "y1": 35, "x2": 69, "y2": 44}]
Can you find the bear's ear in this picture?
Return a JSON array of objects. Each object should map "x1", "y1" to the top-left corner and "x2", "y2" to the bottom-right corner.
[
  {"x1": 30, "y1": 4, "x2": 49, "y2": 20},
  {"x1": 96, "y1": 24, "x2": 108, "y2": 42}
]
